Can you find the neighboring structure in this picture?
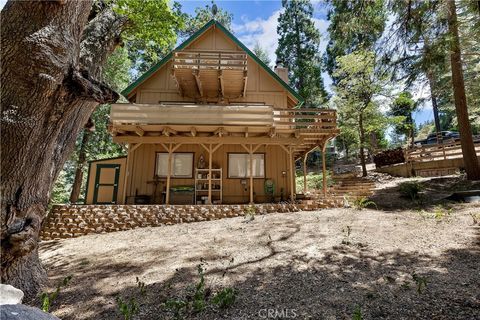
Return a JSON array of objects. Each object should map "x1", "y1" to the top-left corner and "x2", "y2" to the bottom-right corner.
[{"x1": 85, "y1": 20, "x2": 338, "y2": 205}]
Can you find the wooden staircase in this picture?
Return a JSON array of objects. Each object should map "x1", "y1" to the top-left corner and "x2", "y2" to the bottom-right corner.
[{"x1": 297, "y1": 173, "x2": 376, "y2": 211}]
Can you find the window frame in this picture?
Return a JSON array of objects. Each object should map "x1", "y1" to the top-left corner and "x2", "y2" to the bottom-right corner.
[
  {"x1": 227, "y1": 152, "x2": 266, "y2": 179},
  {"x1": 154, "y1": 152, "x2": 195, "y2": 179}
]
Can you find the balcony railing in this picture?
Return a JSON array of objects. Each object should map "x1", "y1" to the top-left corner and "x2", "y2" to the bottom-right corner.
[
  {"x1": 172, "y1": 50, "x2": 248, "y2": 71},
  {"x1": 110, "y1": 104, "x2": 337, "y2": 131}
]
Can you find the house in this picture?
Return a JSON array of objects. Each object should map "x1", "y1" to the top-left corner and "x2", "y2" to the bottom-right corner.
[{"x1": 84, "y1": 20, "x2": 338, "y2": 206}]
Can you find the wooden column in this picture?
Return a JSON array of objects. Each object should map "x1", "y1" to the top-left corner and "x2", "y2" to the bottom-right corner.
[
  {"x1": 322, "y1": 141, "x2": 328, "y2": 197},
  {"x1": 242, "y1": 144, "x2": 261, "y2": 204},
  {"x1": 161, "y1": 143, "x2": 182, "y2": 205},
  {"x1": 200, "y1": 143, "x2": 222, "y2": 204},
  {"x1": 289, "y1": 146, "x2": 295, "y2": 202},
  {"x1": 121, "y1": 143, "x2": 142, "y2": 204},
  {"x1": 303, "y1": 153, "x2": 308, "y2": 194}
]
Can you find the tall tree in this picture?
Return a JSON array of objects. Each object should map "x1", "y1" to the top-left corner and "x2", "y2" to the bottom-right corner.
[
  {"x1": 324, "y1": 0, "x2": 386, "y2": 81},
  {"x1": 446, "y1": 0, "x2": 480, "y2": 179},
  {"x1": 1, "y1": 0, "x2": 183, "y2": 297},
  {"x1": 333, "y1": 50, "x2": 388, "y2": 176},
  {"x1": 276, "y1": 0, "x2": 327, "y2": 107},
  {"x1": 389, "y1": 92, "x2": 417, "y2": 147},
  {"x1": 180, "y1": 1, "x2": 233, "y2": 38},
  {"x1": 252, "y1": 41, "x2": 272, "y2": 67}
]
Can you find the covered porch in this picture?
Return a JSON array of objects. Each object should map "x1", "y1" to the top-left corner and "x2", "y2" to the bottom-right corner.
[{"x1": 109, "y1": 103, "x2": 338, "y2": 205}]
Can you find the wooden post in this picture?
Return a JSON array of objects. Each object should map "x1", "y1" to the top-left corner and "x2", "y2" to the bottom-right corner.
[
  {"x1": 303, "y1": 153, "x2": 308, "y2": 194},
  {"x1": 322, "y1": 141, "x2": 328, "y2": 197},
  {"x1": 249, "y1": 145, "x2": 254, "y2": 204},
  {"x1": 166, "y1": 143, "x2": 173, "y2": 205},
  {"x1": 288, "y1": 146, "x2": 295, "y2": 202},
  {"x1": 208, "y1": 144, "x2": 212, "y2": 204}
]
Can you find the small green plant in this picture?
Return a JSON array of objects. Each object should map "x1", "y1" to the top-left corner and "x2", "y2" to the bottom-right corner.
[
  {"x1": 40, "y1": 275, "x2": 72, "y2": 312},
  {"x1": 136, "y1": 277, "x2": 146, "y2": 296},
  {"x1": 212, "y1": 287, "x2": 237, "y2": 308},
  {"x1": 342, "y1": 225, "x2": 352, "y2": 245},
  {"x1": 352, "y1": 305, "x2": 363, "y2": 320},
  {"x1": 399, "y1": 181, "x2": 424, "y2": 200},
  {"x1": 244, "y1": 205, "x2": 256, "y2": 221},
  {"x1": 353, "y1": 197, "x2": 377, "y2": 210},
  {"x1": 433, "y1": 206, "x2": 452, "y2": 221},
  {"x1": 164, "y1": 299, "x2": 187, "y2": 320},
  {"x1": 412, "y1": 273, "x2": 427, "y2": 294},
  {"x1": 116, "y1": 296, "x2": 139, "y2": 320}
]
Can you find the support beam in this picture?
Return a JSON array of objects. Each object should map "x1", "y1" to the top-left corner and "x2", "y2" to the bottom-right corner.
[
  {"x1": 288, "y1": 146, "x2": 295, "y2": 202},
  {"x1": 200, "y1": 143, "x2": 223, "y2": 204},
  {"x1": 193, "y1": 70, "x2": 203, "y2": 97},
  {"x1": 218, "y1": 70, "x2": 224, "y2": 97},
  {"x1": 242, "y1": 70, "x2": 248, "y2": 97},
  {"x1": 135, "y1": 126, "x2": 145, "y2": 137},
  {"x1": 190, "y1": 127, "x2": 197, "y2": 137},
  {"x1": 241, "y1": 144, "x2": 263, "y2": 204},
  {"x1": 114, "y1": 135, "x2": 301, "y2": 145},
  {"x1": 171, "y1": 69, "x2": 184, "y2": 97},
  {"x1": 268, "y1": 127, "x2": 276, "y2": 138},
  {"x1": 303, "y1": 153, "x2": 308, "y2": 194},
  {"x1": 322, "y1": 140, "x2": 329, "y2": 197},
  {"x1": 160, "y1": 143, "x2": 183, "y2": 205}
]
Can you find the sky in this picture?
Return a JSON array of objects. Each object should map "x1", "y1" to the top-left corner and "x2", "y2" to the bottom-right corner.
[{"x1": 0, "y1": 0, "x2": 433, "y2": 125}]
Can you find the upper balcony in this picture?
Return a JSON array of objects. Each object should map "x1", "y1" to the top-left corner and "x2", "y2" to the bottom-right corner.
[
  {"x1": 171, "y1": 50, "x2": 248, "y2": 99},
  {"x1": 109, "y1": 103, "x2": 338, "y2": 156}
]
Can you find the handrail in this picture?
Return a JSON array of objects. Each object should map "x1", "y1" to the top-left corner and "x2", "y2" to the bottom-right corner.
[
  {"x1": 406, "y1": 140, "x2": 480, "y2": 162},
  {"x1": 173, "y1": 50, "x2": 247, "y2": 71}
]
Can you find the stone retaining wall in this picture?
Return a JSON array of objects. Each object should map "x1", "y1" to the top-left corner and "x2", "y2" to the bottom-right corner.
[{"x1": 40, "y1": 203, "x2": 303, "y2": 240}]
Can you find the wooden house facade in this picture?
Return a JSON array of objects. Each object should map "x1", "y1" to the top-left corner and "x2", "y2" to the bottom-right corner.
[{"x1": 85, "y1": 20, "x2": 338, "y2": 205}]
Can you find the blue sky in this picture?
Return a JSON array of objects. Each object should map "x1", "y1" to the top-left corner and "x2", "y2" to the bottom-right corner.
[{"x1": 0, "y1": 0, "x2": 432, "y2": 125}]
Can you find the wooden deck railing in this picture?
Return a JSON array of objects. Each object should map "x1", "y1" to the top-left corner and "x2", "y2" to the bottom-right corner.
[
  {"x1": 110, "y1": 104, "x2": 337, "y2": 131},
  {"x1": 406, "y1": 140, "x2": 480, "y2": 163},
  {"x1": 173, "y1": 50, "x2": 248, "y2": 71}
]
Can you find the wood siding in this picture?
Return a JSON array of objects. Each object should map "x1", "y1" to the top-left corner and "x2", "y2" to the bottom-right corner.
[
  {"x1": 126, "y1": 144, "x2": 292, "y2": 204},
  {"x1": 85, "y1": 157, "x2": 126, "y2": 204}
]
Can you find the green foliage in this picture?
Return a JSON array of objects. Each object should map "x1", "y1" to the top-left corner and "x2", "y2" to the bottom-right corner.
[
  {"x1": 276, "y1": 0, "x2": 327, "y2": 107},
  {"x1": 116, "y1": 296, "x2": 138, "y2": 320},
  {"x1": 252, "y1": 41, "x2": 271, "y2": 67},
  {"x1": 40, "y1": 275, "x2": 73, "y2": 313},
  {"x1": 180, "y1": 1, "x2": 233, "y2": 38},
  {"x1": 295, "y1": 172, "x2": 332, "y2": 193},
  {"x1": 103, "y1": 46, "x2": 132, "y2": 92},
  {"x1": 389, "y1": 92, "x2": 418, "y2": 145},
  {"x1": 211, "y1": 288, "x2": 237, "y2": 309},
  {"x1": 412, "y1": 273, "x2": 428, "y2": 294},
  {"x1": 399, "y1": 181, "x2": 424, "y2": 200},
  {"x1": 325, "y1": 0, "x2": 386, "y2": 80},
  {"x1": 352, "y1": 305, "x2": 363, "y2": 320},
  {"x1": 353, "y1": 197, "x2": 377, "y2": 210}
]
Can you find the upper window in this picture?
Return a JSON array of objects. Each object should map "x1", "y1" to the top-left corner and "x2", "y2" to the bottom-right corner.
[
  {"x1": 228, "y1": 153, "x2": 265, "y2": 178},
  {"x1": 156, "y1": 153, "x2": 194, "y2": 178}
]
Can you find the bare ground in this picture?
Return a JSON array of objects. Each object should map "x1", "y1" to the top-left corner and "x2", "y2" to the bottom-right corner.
[{"x1": 33, "y1": 175, "x2": 480, "y2": 320}]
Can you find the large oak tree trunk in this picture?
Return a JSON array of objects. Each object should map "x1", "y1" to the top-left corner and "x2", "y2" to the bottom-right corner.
[
  {"x1": 446, "y1": 0, "x2": 480, "y2": 180},
  {"x1": 1, "y1": 1, "x2": 121, "y2": 298}
]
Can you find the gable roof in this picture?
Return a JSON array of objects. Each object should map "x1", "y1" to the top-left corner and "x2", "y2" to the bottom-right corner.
[{"x1": 121, "y1": 19, "x2": 304, "y2": 106}]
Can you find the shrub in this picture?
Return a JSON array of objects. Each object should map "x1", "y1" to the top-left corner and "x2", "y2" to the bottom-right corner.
[
  {"x1": 40, "y1": 275, "x2": 72, "y2": 313},
  {"x1": 212, "y1": 288, "x2": 237, "y2": 308},
  {"x1": 399, "y1": 181, "x2": 423, "y2": 200},
  {"x1": 353, "y1": 197, "x2": 377, "y2": 210}
]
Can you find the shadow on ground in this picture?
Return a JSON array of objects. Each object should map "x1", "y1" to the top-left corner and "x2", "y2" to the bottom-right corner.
[{"x1": 31, "y1": 224, "x2": 480, "y2": 320}]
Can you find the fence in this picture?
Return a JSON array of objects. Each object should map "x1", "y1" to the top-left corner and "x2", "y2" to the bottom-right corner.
[{"x1": 406, "y1": 140, "x2": 480, "y2": 163}]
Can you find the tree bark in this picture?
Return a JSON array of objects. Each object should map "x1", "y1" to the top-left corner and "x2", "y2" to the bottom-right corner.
[
  {"x1": 1, "y1": 0, "x2": 120, "y2": 298},
  {"x1": 358, "y1": 112, "x2": 367, "y2": 177},
  {"x1": 69, "y1": 129, "x2": 91, "y2": 203},
  {"x1": 446, "y1": 0, "x2": 480, "y2": 180},
  {"x1": 426, "y1": 70, "x2": 442, "y2": 143}
]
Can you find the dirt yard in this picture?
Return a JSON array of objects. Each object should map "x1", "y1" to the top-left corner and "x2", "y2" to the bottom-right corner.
[{"x1": 33, "y1": 175, "x2": 479, "y2": 319}]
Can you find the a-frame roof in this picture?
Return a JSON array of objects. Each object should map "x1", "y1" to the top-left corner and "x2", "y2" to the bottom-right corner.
[{"x1": 121, "y1": 19, "x2": 304, "y2": 106}]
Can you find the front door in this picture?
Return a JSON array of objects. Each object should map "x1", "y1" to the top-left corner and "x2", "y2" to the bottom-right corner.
[{"x1": 93, "y1": 164, "x2": 121, "y2": 204}]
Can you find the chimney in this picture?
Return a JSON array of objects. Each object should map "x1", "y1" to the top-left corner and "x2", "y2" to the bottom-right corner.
[{"x1": 274, "y1": 60, "x2": 289, "y2": 84}]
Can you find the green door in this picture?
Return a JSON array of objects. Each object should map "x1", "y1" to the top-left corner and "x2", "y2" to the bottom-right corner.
[{"x1": 93, "y1": 164, "x2": 121, "y2": 204}]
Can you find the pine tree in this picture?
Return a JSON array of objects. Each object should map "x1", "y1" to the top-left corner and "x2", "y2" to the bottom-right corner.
[
  {"x1": 253, "y1": 41, "x2": 272, "y2": 68},
  {"x1": 276, "y1": 0, "x2": 327, "y2": 107},
  {"x1": 324, "y1": 0, "x2": 386, "y2": 81}
]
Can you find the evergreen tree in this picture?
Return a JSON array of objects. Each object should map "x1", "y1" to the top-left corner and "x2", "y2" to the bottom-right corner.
[
  {"x1": 181, "y1": 1, "x2": 233, "y2": 38},
  {"x1": 324, "y1": 0, "x2": 386, "y2": 81},
  {"x1": 276, "y1": 0, "x2": 327, "y2": 107},
  {"x1": 388, "y1": 92, "x2": 417, "y2": 146},
  {"x1": 253, "y1": 41, "x2": 272, "y2": 67}
]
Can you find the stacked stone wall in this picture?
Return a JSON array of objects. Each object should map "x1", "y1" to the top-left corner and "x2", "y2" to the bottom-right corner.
[{"x1": 41, "y1": 203, "x2": 303, "y2": 240}]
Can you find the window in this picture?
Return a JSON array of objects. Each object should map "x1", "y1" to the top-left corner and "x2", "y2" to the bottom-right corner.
[
  {"x1": 228, "y1": 153, "x2": 265, "y2": 178},
  {"x1": 156, "y1": 153, "x2": 193, "y2": 178}
]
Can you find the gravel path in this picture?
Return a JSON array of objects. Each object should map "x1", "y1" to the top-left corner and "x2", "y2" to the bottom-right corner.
[{"x1": 35, "y1": 177, "x2": 480, "y2": 320}]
